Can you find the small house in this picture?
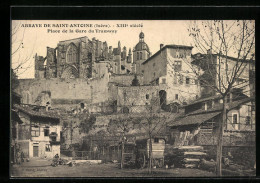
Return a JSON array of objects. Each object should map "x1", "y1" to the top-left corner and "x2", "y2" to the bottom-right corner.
[{"x1": 13, "y1": 104, "x2": 61, "y2": 159}]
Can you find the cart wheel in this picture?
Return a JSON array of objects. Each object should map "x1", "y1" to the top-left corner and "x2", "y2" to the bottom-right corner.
[{"x1": 137, "y1": 154, "x2": 146, "y2": 169}]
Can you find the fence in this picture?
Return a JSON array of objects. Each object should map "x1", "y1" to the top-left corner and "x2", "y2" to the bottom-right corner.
[
  {"x1": 60, "y1": 150, "x2": 99, "y2": 160},
  {"x1": 60, "y1": 148, "x2": 121, "y2": 162}
]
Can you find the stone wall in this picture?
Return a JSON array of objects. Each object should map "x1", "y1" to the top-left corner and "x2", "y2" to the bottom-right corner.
[
  {"x1": 109, "y1": 74, "x2": 144, "y2": 86},
  {"x1": 117, "y1": 85, "x2": 160, "y2": 113},
  {"x1": 16, "y1": 73, "x2": 110, "y2": 108}
]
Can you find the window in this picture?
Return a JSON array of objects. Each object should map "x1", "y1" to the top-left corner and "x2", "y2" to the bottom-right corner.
[
  {"x1": 66, "y1": 44, "x2": 78, "y2": 63},
  {"x1": 137, "y1": 52, "x2": 139, "y2": 60},
  {"x1": 245, "y1": 116, "x2": 251, "y2": 125},
  {"x1": 153, "y1": 72, "x2": 156, "y2": 77},
  {"x1": 80, "y1": 103, "x2": 85, "y2": 109},
  {"x1": 174, "y1": 61, "x2": 182, "y2": 72},
  {"x1": 146, "y1": 94, "x2": 149, "y2": 99},
  {"x1": 140, "y1": 52, "x2": 142, "y2": 60},
  {"x1": 186, "y1": 77, "x2": 190, "y2": 84},
  {"x1": 141, "y1": 70, "x2": 144, "y2": 74},
  {"x1": 51, "y1": 136, "x2": 57, "y2": 142},
  {"x1": 153, "y1": 63, "x2": 156, "y2": 67},
  {"x1": 154, "y1": 138, "x2": 159, "y2": 143},
  {"x1": 45, "y1": 144, "x2": 51, "y2": 152},
  {"x1": 175, "y1": 94, "x2": 178, "y2": 100},
  {"x1": 232, "y1": 114, "x2": 238, "y2": 124},
  {"x1": 176, "y1": 51, "x2": 179, "y2": 58},
  {"x1": 162, "y1": 78, "x2": 166, "y2": 84},
  {"x1": 31, "y1": 123, "x2": 40, "y2": 137},
  {"x1": 44, "y1": 128, "x2": 49, "y2": 136}
]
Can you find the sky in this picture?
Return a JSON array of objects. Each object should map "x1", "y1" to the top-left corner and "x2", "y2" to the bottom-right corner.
[
  {"x1": 12, "y1": 20, "x2": 196, "y2": 79},
  {"x1": 11, "y1": 20, "x2": 255, "y2": 79}
]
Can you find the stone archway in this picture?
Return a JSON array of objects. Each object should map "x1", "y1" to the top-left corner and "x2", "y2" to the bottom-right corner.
[{"x1": 61, "y1": 65, "x2": 79, "y2": 79}]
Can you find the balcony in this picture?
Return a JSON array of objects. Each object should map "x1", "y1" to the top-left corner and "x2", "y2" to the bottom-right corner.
[{"x1": 49, "y1": 132, "x2": 60, "y2": 145}]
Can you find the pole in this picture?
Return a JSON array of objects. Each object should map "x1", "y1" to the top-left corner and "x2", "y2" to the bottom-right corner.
[
  {"x1": 120, "y1": 135, "x2": 125, "y2": 169},
  {"x1": 216, "y1": 95, "x2": 226, "y2": 176}
]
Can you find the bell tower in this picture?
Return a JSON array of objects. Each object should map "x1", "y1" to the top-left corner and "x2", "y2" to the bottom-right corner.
[{"x1": 133, "y1": 32, "x2": 150, "y2": 74}]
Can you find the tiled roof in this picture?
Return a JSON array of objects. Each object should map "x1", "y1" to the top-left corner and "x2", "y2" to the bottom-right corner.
[
  {"x1": 189, "y1": 97, "x2": 252, "y2": 116},
  {"x1": 168, "y1": 97, "x2": 253, "y2": 127},
  {"x1": 142, "y1": 44, "x2": 193, "y2": 65},
  {"x1": 13, "y1": 104, "x2": 60, "y2": 120},
  {"x1": 168, "y1": 111, "x2": 221, "y2": 127}
]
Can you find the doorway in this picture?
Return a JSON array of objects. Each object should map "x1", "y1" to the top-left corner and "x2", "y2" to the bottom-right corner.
[{"x1": 33, "y1": 146, "x2": 39, "y2": 157}]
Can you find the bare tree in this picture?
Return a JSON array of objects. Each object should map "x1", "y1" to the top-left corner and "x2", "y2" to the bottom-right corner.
[
  {"x1": 132, "y1": 90, "x2": 178, "y2": 174},
  {"x1": 107, "y1": 115, "x2": 134, "y2": 169},
  {"x1": 187, "y1": 20, "x2": 255, "y2": 176},
  {"x1": 12, "y1": 21, "x2": 36, "y2": 77}
]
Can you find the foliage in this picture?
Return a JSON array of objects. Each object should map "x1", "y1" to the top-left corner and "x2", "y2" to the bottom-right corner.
[
  {"x1": 131, "y1": 75, "x2": 140, "y2": 86},
  {"x1": 79, "y1": 114, "x2": 96, "y2": 134}
]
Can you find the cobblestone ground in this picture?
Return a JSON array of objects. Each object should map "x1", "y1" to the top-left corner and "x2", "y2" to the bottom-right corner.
[{"x1": 10, "y1": 158, "x2": 217, "y2": 177}]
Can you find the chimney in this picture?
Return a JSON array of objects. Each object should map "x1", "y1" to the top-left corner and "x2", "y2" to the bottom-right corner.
[
  {"x1": 207, "y1": 49, "x2": 212, "y2": 55},
  {"x1": 160, "y1": 44, "x2": 164, "y2": 50}
]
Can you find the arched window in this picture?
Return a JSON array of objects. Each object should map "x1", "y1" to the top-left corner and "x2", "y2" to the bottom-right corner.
[
  {"x1": 140, "y1": 52, "x2": 142, "y2": 60},
  {"x1": 66, "y1": 43, "x2": 78, "y2": 63},
  {"x1": 137, "y1": 52, "x2": 139, "y2": 60},
  {"x1": 159, "y1": 90, "x2": 167, "y2": 108}
]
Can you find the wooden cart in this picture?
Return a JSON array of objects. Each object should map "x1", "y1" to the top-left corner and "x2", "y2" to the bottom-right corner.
[{"x1": 135, "y1": 137, "x2": 166, "y2": 168}]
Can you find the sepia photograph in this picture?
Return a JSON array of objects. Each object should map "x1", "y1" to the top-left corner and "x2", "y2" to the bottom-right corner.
[{"x1": 10, "y1": 19, "x2": 255, "y2": 177}]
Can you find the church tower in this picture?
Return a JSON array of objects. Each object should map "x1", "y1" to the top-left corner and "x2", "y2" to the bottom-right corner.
[{"x1": 133, "y1": 32, "x2": 151, "y2": 74}]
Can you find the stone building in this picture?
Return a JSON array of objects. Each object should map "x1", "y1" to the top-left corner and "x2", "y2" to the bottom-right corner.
[
  {"x1": 116, "y1": 85, "x2": 160, "y2": 113},
  {"x1": 191, "y1": 52, "x2": 254, "y2": 98},
  {"x1": 13, "y1": 104, "x2": 61, "y2": 159},
  {"x1": 34, "y1": 36, "x2": 134, "y2": 80},
  {"x1": 142, "y1": 44, "x2": 201, "y2": 105},
  {"x1": 15, "y1": 32, "x2": 205, "y2": 151}
]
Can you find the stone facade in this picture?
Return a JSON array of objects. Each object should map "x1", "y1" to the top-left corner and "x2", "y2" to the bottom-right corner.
[
  {"x1": 117, "y1": 85, "x2": 160, "y2": 113},
  {"x1": 34, "y1": 36, "x2": 135, "y2": 80},
  {"x1": 142, "y1": 45, "x2": 201, "y2": 105},
  {"x1": 14, "y1": 105, "x2": 61, "y2": 159}
]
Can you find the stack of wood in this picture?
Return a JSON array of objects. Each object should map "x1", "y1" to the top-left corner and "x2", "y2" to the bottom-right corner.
[{"x1": 169, "y1": 146, "x2": 207, "y2": 168}]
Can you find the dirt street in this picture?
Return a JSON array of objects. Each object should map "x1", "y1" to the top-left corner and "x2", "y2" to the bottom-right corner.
[{"x1": 11, "y1": 158, "x2": 217, "y2": 177}]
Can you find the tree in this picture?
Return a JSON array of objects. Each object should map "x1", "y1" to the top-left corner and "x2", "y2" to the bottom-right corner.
[
  {"x1": 187, "y1": 20, "x2": 255, "y2": 176},
  {"x1": 107, "y1": 115, "x2": 134, "y2": 169},
  {"x1": 12, "y1": 21, "x2": 36, "y2": 77},
  {"x1": 135, "y1": 102, "x2": 176, "y2": 174},
  {"x1": 131, "y1": 74, "x2": 140, "y2": 86}
]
